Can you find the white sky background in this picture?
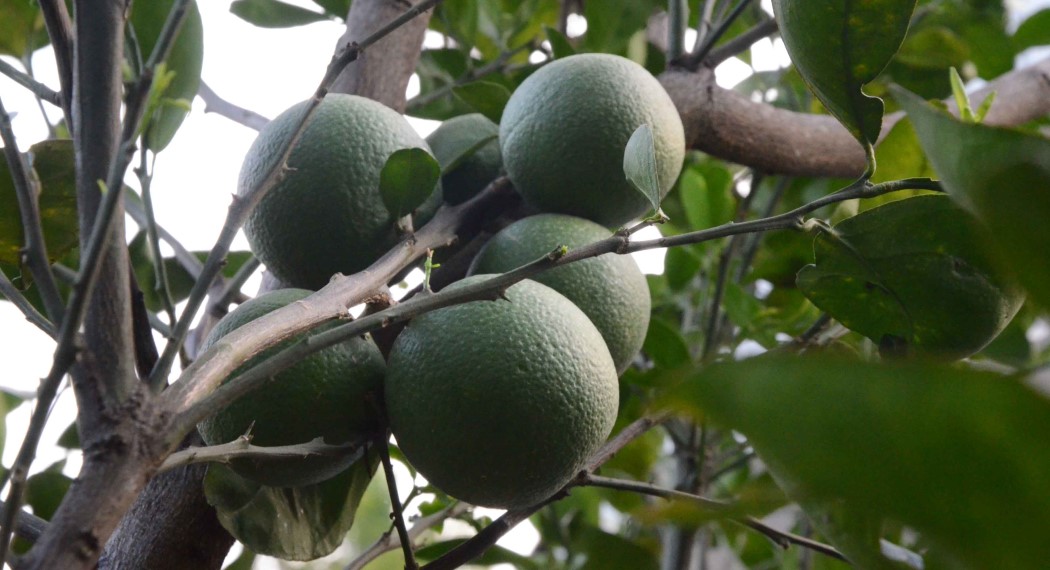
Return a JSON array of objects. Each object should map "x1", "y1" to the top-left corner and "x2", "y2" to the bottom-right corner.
[{"x1": 0, "y1": 1, "x2": 1049, "y2": 568}]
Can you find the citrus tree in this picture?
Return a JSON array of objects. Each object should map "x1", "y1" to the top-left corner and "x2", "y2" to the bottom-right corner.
[{"x1": 1, "y1": 1, "x2": 1049, "y2": 569}]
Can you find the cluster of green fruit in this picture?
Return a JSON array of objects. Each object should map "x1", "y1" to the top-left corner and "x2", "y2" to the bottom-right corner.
[{"x1": 200, "y1": 54, "x2": 685, "y2": 510}]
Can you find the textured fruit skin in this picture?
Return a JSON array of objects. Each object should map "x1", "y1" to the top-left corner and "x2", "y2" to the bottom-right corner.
[
  {"x1": 240, "y1": 94, "x2": 441, "y2": 290},
  {"x1": 469, "y1": 214, "x2": 650, "y2": 374},
  {"x1": 198, "y1": 289, "x2": 386, "y2": 487},
  {"x1": 385, "y1": 276, "x2": 619, "y2": 509},
  {"x1": 426, "y1": 113, "x2": 503, "y2": 205},
  {"x1": 500, "y1": 53, "x2": 686, "y2": 227}
]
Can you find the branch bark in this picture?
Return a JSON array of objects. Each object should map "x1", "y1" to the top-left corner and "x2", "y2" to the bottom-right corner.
[
  {"x1": 331, "y1": 0, "x2": 434, "y2": 110},
  {"x1": 659, "y1": 56, "x2": 1050, "y2": 178}
]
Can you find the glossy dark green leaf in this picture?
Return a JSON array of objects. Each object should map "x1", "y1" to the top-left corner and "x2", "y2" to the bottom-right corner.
[
  {"x1": 379, "y1": 148, "x2": 441, "y2": 219},
  {"x1": 798, "y1": 195, "x2": 1024, "y2": 359},
  {"x1": 1014, "y1": 9, "x2": 1050, "y2": 51},
  {"x1": 582, "y1": 0, "x2": 658, "y2": 55},
  {"x1": 0, "y1": 140, "x2": 79, "y2": 266},
  {"x1": 452, "y1": 80, "x2": 511, "y2": 124},
  {"x1": 230, "y1": 0, "x2": 329, "y2": 27},
  {"x1": 643, "y1": 317, "x2": 691, "y2": 369},
  {"x1": 130, "y1": 0, "x2": 204, "y2": 151},
  {"x1": 895, "y1": 87, "x2": 1050, "y2": 309},
  {"x1": 544, "y1": 25, "x2": 576, "y2": 59},
  {"x1": 771, "y1": 0, "x2": 916, "y2": 149},
  {"x1": 25, "y1": 471, "x2": 72, "y2": 521},
  {"x1": 204, "y1": 451, "x2": 377, "y2": 561},
  {"x1": 668, "y1": 354, "x2": 1050, "y2": 569},
  {"x1": 623, "y1": 124, "x2": 662, "y2": 214}
]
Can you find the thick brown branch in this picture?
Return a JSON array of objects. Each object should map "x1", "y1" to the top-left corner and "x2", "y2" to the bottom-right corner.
[{"x1": 660, "y1": 56, "x2": 1050, "y2": 178}]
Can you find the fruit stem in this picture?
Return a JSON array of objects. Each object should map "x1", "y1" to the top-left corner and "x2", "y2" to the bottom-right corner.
[{"x1": 378, "y1": 435, "x2": 418, "y2": 569}]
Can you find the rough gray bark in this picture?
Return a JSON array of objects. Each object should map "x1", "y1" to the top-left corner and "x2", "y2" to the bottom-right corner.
[
  {"x1": 99, "y1": 438, "x2": 234, "y2": 570},
  {"x1": 330, "y1": 0, "x2": 433, "y2": 110},
  {"x1": 659, "y1": 56, "x2": 1050, "y2": 178}
]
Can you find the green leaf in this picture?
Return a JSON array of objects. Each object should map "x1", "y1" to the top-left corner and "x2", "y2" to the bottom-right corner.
[
  {"x1": 797, "y1": 195, "x2": 1024, "y2": 359},
  {"x1": 544, "y1": 25, "x2": 576, "y2": 59},
  {"x1": 230, "y1": 0, "x2": 329, "y2": 27},
  {"x1": 0, "y1": 140, "x2": 79, "y2": 266},
  {"x1": 25, "y1": 471, "x2": 72, "y2": 521},
  {"x1": 948, "y1": 67, "x2": 973, "y2": 122},
  {"x1": 452, "y1": 80, "x2": 511, "y2": 124},
  {"x1": 771, "y1": 0, "x2": 916, "y2": 150},
  {"x1": 664, "y1": 246, "x2": 701, "y2": 291},
  {"x1": 894, "y1": 87, "x2": 1050, "y2": 309},
  {"x1": 867, "y1": 119, "x2": 937, "y2": 188},
  {"x1": 643, "y1": 317, "x2": 691, "y2": 369},
  {"x1": 57, "y1": 422, "x2": 79, "y2": 450},
  {"x1": 677, "y1": 163, "x2": 733, "y2": 231},
  {"x1": 1014, "y1": 9, "x2": 1050, "y2": 51},
  {"x1": 894, "y1": 27, "x2": 968, "y2": 70},
  {"x1": 130, "y1": 0, "x2": 204, "y2": 151},
  {"x1": 204, "y1": 450, "x2": 378, "y2": 561},
  {"x1": 577, "y1": 527, "x2": 659, "y2": 570},
  {"x1": 623, "y1": 124, "x2": 662, "y2": 214},
  {"x1": 667, "y1": 354, "x2": 1050, "y2": 569},
  {"x1": 378, "y1": 148, "x2": 441, "y2": 219},
  {"x1": 0, "y1": 0, "x2": 44, "y2": 57}
]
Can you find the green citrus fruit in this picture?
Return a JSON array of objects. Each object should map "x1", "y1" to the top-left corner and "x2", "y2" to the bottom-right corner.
[
  {"x1": 426, "y1": 113, "x2": 502, "y2": 205},
  {"x1": 469, "y1": 214, "x2": 650, "y2": 374},
  {"x1": 240, "y1": 94, "x2": 441, "y2": 290},
  {"x1": 385, "y1": 276, "x2": 619, "y2": 509},
  {"x1": 499, "y1": 53, "x2": 686, "y2": 227},
  {"x1": 198, "y1": 289, "x2": 386, "y2": 487}
]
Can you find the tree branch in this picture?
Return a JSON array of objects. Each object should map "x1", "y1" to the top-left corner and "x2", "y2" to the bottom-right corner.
[
  {"x1": 0, "y1": 96, "x2": 66, "y2": 323},
  {"x1": 379, "y1": 437, "x2": 418, "y2": 570},
  {"x1": 157, "y1": 436, "x2": 367, "y2": 474},
  {"x1": 196, "y1": 81, "x2": 270, "y2": 131},
  {"x1": 705, "y1": 17, "x2": 778, "y2": 67},
  {"x1": 0, "y1": 60, "x2": 61, "y2": 107},
  {"x1": 660, "y1": 56, "x2": 1050, "y2": 178},
  {"x1": 148, "y1": 0, "x2": 446, "y2": 390},
  {"x1": 345, "y1": 502, "x2": 472, "y2": 570},
  {"x1": 331, "y1": 0, "x2": 436, "y2": 110},
  {"x1": 37, "y1": 0, "x2": 74, "y2": 124}
]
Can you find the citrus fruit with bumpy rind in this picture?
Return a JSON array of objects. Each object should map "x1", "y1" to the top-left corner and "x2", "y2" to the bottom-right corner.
[
  {"x1": 426, "y1": 113, "x2": 502, "y2": 205},
  {"x1": 469, "y1": 214, "x2": 650, "y2": 374},
  {"x1": 198, "y1": 289, "x2": 386, "y2": 487},
  {"x1": 240, "y1": 94, "x2": 441, "y2": 290},
  {"x1": 499, "y1": 53, "x2": 685, "y2": 227},
  {"x1": 385, "y1": 276, "x2": 619, "y2": 509}
]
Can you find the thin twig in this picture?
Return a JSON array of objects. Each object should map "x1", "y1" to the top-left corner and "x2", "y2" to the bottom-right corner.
[
  {"x1": 705, "y1": 17, "x2": 778, "y2": 67},
  {"x1": 206, "y1": 256, "x2": 260, "y2": 319},
  {"x1": 689, "y1": 0, "x2": 753, "y2": 69},
  {"x1": 135, "y1": 143, "x2": 178, "y2": 329},
  {"x1": 0, "y1": 265, "x2": 54, "y2": 337},
  {"x1": 579, "y1": 472, "x2": 847, "y2": 562},
  {"x1": 196, "y1": 81, "x2": 270, "y2": 131},
  {"x1": 379, "y1": 437, "x2": 418, "y2": 570},
  {"x1": 158, "y1": 435, "x2": 367, "y2": 474},
  {"x1": 0, "y1": 60, "x2": 61, "y2": 107},
  {"x1": 0, "y1": 500, "x2": 48, "y2": 544},
  {"x1": 37, "y1": 0, "x2": 74, "y2": 123},
  {"x1": 667, "y1": 0, "x2": 688, "y2": 62},
  {"x1": 345, "y1": 502, "x2": 471, "y2": 570},
  {"x1": 0, "y1": 96, "x2": 65, "y2": 323},
  {"x1": 148, "y1": 0, "x2": 447, "y2": 391}
]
